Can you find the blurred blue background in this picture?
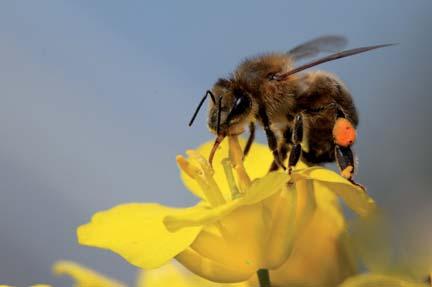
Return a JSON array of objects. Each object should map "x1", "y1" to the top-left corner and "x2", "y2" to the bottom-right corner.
[{"x1": 0, "y1": 1, "x2": 430, "y2": 285}]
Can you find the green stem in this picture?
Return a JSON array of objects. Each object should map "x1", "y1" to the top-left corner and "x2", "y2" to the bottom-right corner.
[{"x1": 257, "y1": 269, "x2": 271, "y2": 287}]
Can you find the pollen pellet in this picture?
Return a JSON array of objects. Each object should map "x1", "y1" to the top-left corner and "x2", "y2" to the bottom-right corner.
[{"x1": 333, "y1": 118, "x2": 356, "y2": 147}]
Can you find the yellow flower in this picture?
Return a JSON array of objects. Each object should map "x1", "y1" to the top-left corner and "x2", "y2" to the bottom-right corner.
[
  {"x1": 0, "y1": 285, "x2": 51, "y2": 287},
  {"x1": 339, "y1": 273, "x2": 430, "y2": 287},
  {"x1": 53, "y1": 260, "x2": 127, "y2": 287},
  {"x1": 338, "y1": 213, "x2": 432, "y2": 287},
  {"x1": 53, "y1": 260, "x2": 247, "y2": 287},
  {"x1": 262, "y1": 186, "x2": 357, "y2": 287},
  {"x1": 19, "y1": 257, "x2": 429, "y2": 287},
  {"x1": 137, "y1": 261, "x2": 248, "y2": 287},
  {"x1": 77, "y1": 136, "x2": 375, "y2": 284}
]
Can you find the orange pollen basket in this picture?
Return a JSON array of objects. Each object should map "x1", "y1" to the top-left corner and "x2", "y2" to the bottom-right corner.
[{"x1": 333, "y1": 118, "x2": 356, "y2": 147}]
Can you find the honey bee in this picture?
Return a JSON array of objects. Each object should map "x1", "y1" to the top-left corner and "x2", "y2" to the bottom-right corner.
[{"x1": 189, "y1": 36, "x2": 394, "y2": 182}]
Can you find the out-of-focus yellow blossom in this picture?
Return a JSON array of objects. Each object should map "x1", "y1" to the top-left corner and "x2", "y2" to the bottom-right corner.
[
  {"x1": 77, "y1": 137, "x2": 375, "y2": 284},
  {"x1": 53, "y1": 260, "x2": 127, "y2": 287},
  {"x1": 339, "y1": 273, "x2": 429, "y2": 287},
  {"x1": 53, "y1": 260, "x2": 247, "y2": 287},
  {"x1": 0, "y1": 285, "x2": 51, "y2": 287},
  {"x1": 337, "y1": 213, "x2": 432, "y2": 287},
  {"x1": 51, "y1": 259, "x2": 432, "y2": 287},
  {"x1": 136, "y1": 261, "x2": 248, "y2": 287}
]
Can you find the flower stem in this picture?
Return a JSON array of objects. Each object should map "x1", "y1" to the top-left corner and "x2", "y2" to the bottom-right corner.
[{"x1": 257, "y1": 269, "x2": 271, "y2": 287}]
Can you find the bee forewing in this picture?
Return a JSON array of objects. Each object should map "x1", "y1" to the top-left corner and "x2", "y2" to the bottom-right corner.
[
  {"x1": 287, "y1": 35, "x2": 348, "y2": 61},
  {"x1": 278, "y1": 43, "x2": 396, "y2": 81}
]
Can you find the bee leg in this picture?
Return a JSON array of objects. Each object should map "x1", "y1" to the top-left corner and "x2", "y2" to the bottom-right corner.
[
  {"x1": 265, "y1": 126, "x2": 286, "y2": 171},
  {"x1": 243, "y1": 122, "x2": 255, "y2": 159},
  {"x1": 335, "y1": 145, "x2": 355, "y2": 180},
  {"x1": 269, "y1": 144, "x2": 289, "y2": 172},
  {"x1": 259, "y1": 107, "x2": 286, "y2": 171},
  {"x1": 270, "y1": 126, "x2": 292, "y2": 172},
  {"x1": 288, "y1": 113, "x2": 304, "y2": 175},
  {"x1": 332, "y1": 105, "x2": 358, "y2": 182}
]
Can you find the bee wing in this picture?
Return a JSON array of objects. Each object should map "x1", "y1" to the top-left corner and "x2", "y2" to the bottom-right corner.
[
  {"x1": 287, "y1": 35, "x2": 348, "y2": 61},
  {"x1": 276, "y1": 44, "x2": 396, "y2": 81}
]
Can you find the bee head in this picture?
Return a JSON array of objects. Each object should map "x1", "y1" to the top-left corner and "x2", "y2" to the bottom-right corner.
[{"x1": 208, "y1": 78, "x2": 253, "y2": 136}]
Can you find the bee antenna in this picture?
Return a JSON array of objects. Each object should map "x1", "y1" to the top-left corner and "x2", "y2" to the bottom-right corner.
[
  {"x1": 189, "y1": 90, "x2": 216, "y2": 127},
  {"x1": 277, "y1": 43, "x2": 397, "y2": 81}
]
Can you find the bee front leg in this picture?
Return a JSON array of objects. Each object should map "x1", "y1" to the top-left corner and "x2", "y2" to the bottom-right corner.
[
  {"x1": 288, "y1": 113, "x2": 303, "y2": 175},
  {"x1": 243, "y1": 122, "x2": 255, "y2": 159}
]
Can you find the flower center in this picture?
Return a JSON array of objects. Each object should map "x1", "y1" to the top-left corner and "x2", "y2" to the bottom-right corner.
[
  {"x1": 221, "y1": 158, "x2": 241, "y2": 199},
  {"x1": 176, "y1": 152, "x2": 225, "y2": 207},
  {"x1": 228, "y1": 136, "x2": 251, "y2": 192},
  {"x1": 176, "y1": 136, "x2": 252, "y2": 206}
]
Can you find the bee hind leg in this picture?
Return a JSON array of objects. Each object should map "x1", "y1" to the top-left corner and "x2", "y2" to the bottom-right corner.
[
  {"x1": 332, "y1": 105, "x2": 360, "y2": 184},
  {"x1": 335, "y1": 145, "x2": 355, "y2": 180}
]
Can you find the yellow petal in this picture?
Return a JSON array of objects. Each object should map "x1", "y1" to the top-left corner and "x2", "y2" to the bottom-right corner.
[
  {"x1": 190, "y1": 203, "x2": 269, "y2": 275},
  {"x1": 261, "y1": 179, "x2": 320, "y2": 271},
  {"x1": 339, "y1": 273, "x2": 428, "y2": 287},
  {"x1": 176, "y1": 248, "x2": 254, "y2": 283},
  {"x1": 136, "y1": 262, "x2": 191, "y2": 287},
  {"x1": 264, "y1": 185, "x2": 298, "y2": 269},
  {"x1": 137, "y1": 261, "x2": 249, "y2": 287},
  {"x1": 293, "y1": 167, "x2": 376, "y2": 216},
  {"x1": 267, "y1": 184, "x2": 356, "y2": 287},
  {"x1": 77, "y1": 203, "x2": 202, "y2": 269},
  {"x1": 173, "y1": 175, "x2": 297, "y2": 280},
  {"x1": 292, "y1": 179, "x2": 317, "y2": 231},
  {"x1": 53, "y1": 260, "x2": 126, "y2": 287},
  {"x1": 269, "y1": 214, "x2": 355, "y2": 287}
]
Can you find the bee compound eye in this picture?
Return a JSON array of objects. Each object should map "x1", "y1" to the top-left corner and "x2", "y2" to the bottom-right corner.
[
  {"x1": 267, "y1": 72, "x2": 282, "y2": 81},
  {"x1": 232, "y1": 96, "x2": 250, "y2": 115},
  {"x1": 267, "y1": 73, "x2": 276, "y2": 80}
]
